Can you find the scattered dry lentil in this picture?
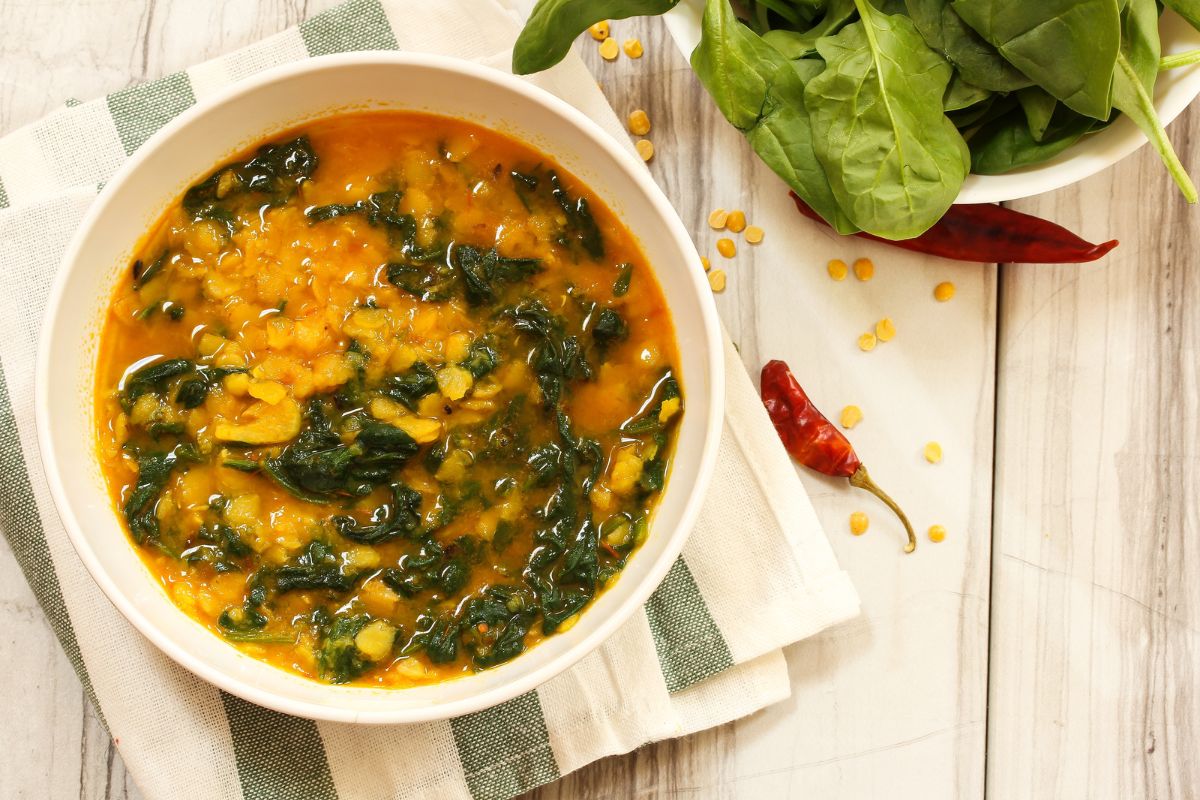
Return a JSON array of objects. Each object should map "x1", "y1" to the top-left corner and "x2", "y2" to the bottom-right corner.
[
  {"x1": 700, "y1": 256, "x2": 711, "y2": 272},
  {"x1": 853, "y1": 257, "x2": 875, "y2": 281},
  {"x1": 875, "y1": 317, "x2": 896, "y2": 342},
  {"x1": 628, "y1": 108, "x2": 651, "y2": 136},
  {"x1": 708, "y1": 208, "x2": 729, "y2": 229},
  {"x1": 588, "y1": 21, "x2": 610, "y2": 40},
  {"x1": 858, "y1": 332, "x2": 878, "y2": 352},
  {"x1": 827, "y1": 258, "x2": 849, "y2": 281},
  {"x1": 599, "y1": 37, "x2": 620, "y2": 60},
  {"x1": 924, "y1": 441, "x2": 943, "y2": 464},
  {"x1": 928, "y1": 524, "x2": 947, "y2": 543},
  {"x1": 717, "y1": 237, "x2": 737, "y2": 258},
  {"x1": 623, "y1": 38, "x2": 644, "y2": 58},
  {"x1": 708, "y1": 269, "x2": 727, "y2": 292},
  {"x1": 840, "y1": 405, "x2": 863, "y2": 429},
  {"x1": 635, "y1": 138, "x2": 654, "y2": 161},
  {"x1": 849, "y1": 511, "x2": 869, "y2": 536},
  {"x1": 726, "y1": 209, "x2": 747, "y2": 233},
  {"x1": 745, "y1": 225, "x2": 764, "y2": 244},
  {"x1": 934, "y1": 281, "x2": 956, "y2": 302}
]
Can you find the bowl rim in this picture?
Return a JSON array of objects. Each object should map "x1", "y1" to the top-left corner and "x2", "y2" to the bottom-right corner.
[{"x1": 34, "y1": 51, "x2": 725, "y2": 724}]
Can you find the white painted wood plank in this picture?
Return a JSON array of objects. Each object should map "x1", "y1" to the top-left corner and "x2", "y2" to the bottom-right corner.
[{"x1": 989, "y1": 112, "x2": 1200, "y2": 799}]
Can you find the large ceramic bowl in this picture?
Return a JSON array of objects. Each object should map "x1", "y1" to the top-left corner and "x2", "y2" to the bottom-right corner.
[
  {"x1": 35, "y1": 53, "x2": 724, "y2": 724},
  {"x1": 665, "y1": 4, "x2": 1200, "y2": 204}
]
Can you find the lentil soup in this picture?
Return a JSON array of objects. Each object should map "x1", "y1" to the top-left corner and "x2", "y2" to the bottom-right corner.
[{"x1": 95, "y1": 112, "x2": 683, "y2": 687}]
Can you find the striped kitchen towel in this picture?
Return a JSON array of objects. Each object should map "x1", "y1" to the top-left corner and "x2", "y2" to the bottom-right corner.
[{"x1": 0, "y1": 1, "x2": 859, "y2": 798}]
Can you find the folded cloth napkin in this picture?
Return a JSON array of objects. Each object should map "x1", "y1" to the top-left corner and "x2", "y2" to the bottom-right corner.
[{"x1": 0, "y1": 1, "x2": 859, "y2": 797}]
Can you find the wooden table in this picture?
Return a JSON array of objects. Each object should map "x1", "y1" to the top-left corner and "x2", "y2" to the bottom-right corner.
[{"x1": 2, "y1": 2, "x2": 1196, "y2": 798}]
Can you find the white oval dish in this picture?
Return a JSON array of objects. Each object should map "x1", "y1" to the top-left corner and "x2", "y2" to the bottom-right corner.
[
  {"x1": 664, "y1": 3, "x2": 1200, "y2": 204},
  {"x1": 35, "y1": 53, "x2": 724, "y2": 724}
]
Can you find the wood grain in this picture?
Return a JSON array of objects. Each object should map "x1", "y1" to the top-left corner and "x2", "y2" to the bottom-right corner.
[{"x1": 990, "y1": 114, "x2": 1200, "y2": 799}]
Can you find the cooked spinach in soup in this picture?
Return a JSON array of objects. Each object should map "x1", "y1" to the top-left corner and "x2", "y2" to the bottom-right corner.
[{"x1": 94, "y1": 112, "x2": 683, "y2": 686}]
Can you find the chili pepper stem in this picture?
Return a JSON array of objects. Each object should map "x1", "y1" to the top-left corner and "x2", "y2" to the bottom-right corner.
[{"x1": 848, "y1": 465, "x2": 917, "y2": 554}]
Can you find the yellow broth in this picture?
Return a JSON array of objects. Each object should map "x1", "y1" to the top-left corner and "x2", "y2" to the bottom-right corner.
[{"x1": 94, "y1": 112, "x2": 683, "y2": 686}]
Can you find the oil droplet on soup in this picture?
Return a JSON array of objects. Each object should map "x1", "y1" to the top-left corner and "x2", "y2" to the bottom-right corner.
[{"x1": 94, "y1": 112, "x2": 683, "y2": 687}]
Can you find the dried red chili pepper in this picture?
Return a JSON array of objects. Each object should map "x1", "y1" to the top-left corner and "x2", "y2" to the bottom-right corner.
[
  {"x1": 761, "y1": 359, "x2": 916, "y2": 553},
  {"x1": 790, "y1": 192, "x2": 1118, "y2": 264}
]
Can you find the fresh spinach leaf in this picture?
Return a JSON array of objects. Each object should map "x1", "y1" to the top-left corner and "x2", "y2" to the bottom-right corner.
[
  {"x1": 969, "y1": 108, "x2": 1097, "y2": 174},
  {"x1": 761, "y1": 0, "x2": 857, "y2": 59},
  {"x1": 806, "y1": 0, "x2": 969, "y2": 239},
  {"x1": 691, "y1": 0, "x2": 856, "y2": 234},
  {"x1": 1017, "y1": 87, "x2": 1058, "y2": 142},
  {"x1": 512, "y1": 0, "x2": 679, "y2": 74},
  {"x1": 904, "y1": 0, "x2": 1031, "y2": 92},
  {"x1": 952, "y1": 0, "x2": 1121, "y2": 120},
  {"x1": 1111, "y1": 0, "x2": 1198, "y2": 201}
]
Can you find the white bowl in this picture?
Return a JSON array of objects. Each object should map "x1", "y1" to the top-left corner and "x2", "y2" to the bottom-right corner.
[
  {"x1": 35, "y1": 53, "x2": 724, "y2": 724},
  {"x1": 664, "y1": 4, "x2": 1200, "y2": 204}
]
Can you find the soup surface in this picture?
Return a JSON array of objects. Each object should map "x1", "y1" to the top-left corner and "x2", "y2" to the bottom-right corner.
[{"x1": 94, "y1": 112, "x2": 683, "y2": 686}]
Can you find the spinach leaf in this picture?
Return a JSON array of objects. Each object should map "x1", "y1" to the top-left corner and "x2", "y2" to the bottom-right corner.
[
  {"x1": 316, "y1": 614, "x2": 373, "y2": 683},
  {"x1": 183, "y1": 523, "x2": 251, "y2": 573},
  {"x1": 450, "y1": 244, "x2": 542, "y2": 306},
  {"x1": 174, "y1": 365, "x2": 247, "y2": 409},
  {"x1": 1163, "y1": 0, "x2": 1200, "y2": 32},
  {"x1": 591, "y1": 307, "x2": 628, "y2": 355},
  {"x1": 904, "y1": 0, "x2": 1031, "y2": 92},
  {"x1": 381, "y1": 535, "x2": 479, "y2": 598},
  {"x1": 332, "y1": 482, "x2": 423, "y2": 545},
  {"x1": 1110, "y1": 0, "x2": 1198, "y2": 201},
  {"x1": 969, "y1": 107, "x2": 1097, "y2": 174},
  {"x1": 405, "y1": 613, "x2": 460, "y2": 663},
  {"x1": 123, "y1": 358, "x2": 194, "y2": 403},
  {"x1": 512, "y1": 0, "x2": 679, "y2": 74},
  {"x1": 262, "y1": 401, "x2": 419, "y2": 504},
  {"x1": 183, "y1": 137, "x2": 317, "y2": 221},
  {"x1": 806, "y1": 0, "x2": 969, "y2": 239},
  {"x1": 461, "y1": 585, "x2": 539, "y2": 668},
  {"x1": 275, "y1": 540, "x2": 359, "y2": 594},
  {"x1": 379, "y1": 362, "x2": 438, "y2": 410},
  {"x1": 122, "y1": 444, "x2": 199, "y2": 543},
  {"x1": 943, "y1": 73, "x2": 991, "y2": 113},
  {"x1": 761, "y1": 0, "x2": 857, "y2": 59},
  {"x1": 691, "y1": 0, "x2": 856, "y2": 234},
  {"x1": 503, "y1": 300, "x2": 592, "y2": 410},
  {"x1": 952, "y1": 0, "x2": 1121, "y2": 121},
  {"x1": 460, "y1": 338, "x2": 500, "y2": 379},
  {"x1": 132, "y1": 250, "x2": 169, "y2": 288},
  {"x1": 550, "y1": 172, "x2": 605, "y2": 260},
  {"x1": 622, "y1": 371, "x2": 682, "y2": 434},
  {"x1": 1017, "y1": 87, "x2": 1058, "y2": 142},
  {"x1": 612, "y1": 263, "x2": 633, "y2": 297}
]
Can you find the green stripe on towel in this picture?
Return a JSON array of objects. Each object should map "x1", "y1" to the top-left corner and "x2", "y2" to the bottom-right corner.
[
  {"x1": 300, "y1": 0, "x2": 399, "y2": 57},
  {"x1": 644, "y1": 557, "x2": 734, "y2": 693},
  {"x1": 221, "y1": 692, "x2": 338, "y2": 800},
  {"x1": 0, "y1": 363, "x2": 107, "y2": 729},
  {"x1": 106, "y1": 71, "x2": 196, "y2": 155},
  {"x1": 0, "y1": 176, "x2": 8, "y2": 209},
  {"x1": 451, "y1": 690, "x2": 560, "y2": 800}
]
